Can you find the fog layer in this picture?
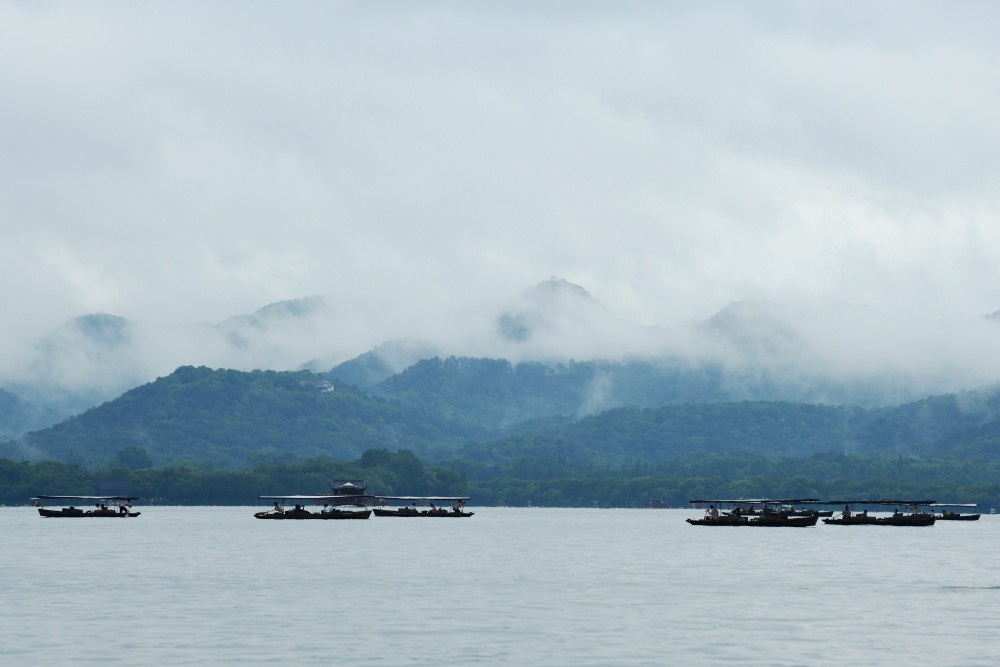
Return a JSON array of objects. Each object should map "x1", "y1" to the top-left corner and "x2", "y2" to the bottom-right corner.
[{"x1": 3, "y1": 4, "x2": 1000, "y2": 404}]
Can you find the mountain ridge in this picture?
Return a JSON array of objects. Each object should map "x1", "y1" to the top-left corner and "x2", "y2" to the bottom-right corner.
[
  {"x1": 5, "y1": 278, "x2": 1000, "y2": 441},
  {"x1": 5, "y1": 362, "x2": 1000, "y2": 470}
]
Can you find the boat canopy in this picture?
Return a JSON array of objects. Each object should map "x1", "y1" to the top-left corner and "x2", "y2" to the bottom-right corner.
[
  {"x1": 32, "y1": 495, "x2": 137, "y2": 501},
  {"x1": 377, "y1": 496, "x2": 471, "y2": 502},
  {"x1": 258, "y1": 494, "x2": 346, "y2": 501},
  {"x1": 689, "y1": 498, "x2": 820, "y2": 505},
  {"x1": 928, "y1": 503, "x2": 979, "y2": 509},
  {"x1": 802, "y1": 499, "x2": 937, "y2": 506}
]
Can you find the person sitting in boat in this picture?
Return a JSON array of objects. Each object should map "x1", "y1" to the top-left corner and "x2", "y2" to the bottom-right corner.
[
  {"x1": 322, "y1": 503, "x2": 336, "y2": 514},
  {"x1": 843, "y1": 504, "x2": 852, "y2": 519},
  {"x1": 273, "y1": 502, "x2": 283, "y2": 513},
  {"x1": 118, "y1": 501, "x2": 129, "y2": 515},
  {"x1": 708, "y1": 505, "x2": 720, "y2": 521}
]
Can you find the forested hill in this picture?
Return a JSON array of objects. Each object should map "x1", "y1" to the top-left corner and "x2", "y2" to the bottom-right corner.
[
  {"x1": 1, "y1": 366, "x2": 466, "y2": 468},
  {"x1": 454, "y1": 395, "x2": 1000, "y2": 471},
  {"x1": 335, "y1": 355, "x2": 938, "y2": 418},
  {"x1": 4, "y1": 363, "x2": 1000, "y2": 470},
  {"x1": 355, "y1": 356, "x2": 1000, "y2": 462}
]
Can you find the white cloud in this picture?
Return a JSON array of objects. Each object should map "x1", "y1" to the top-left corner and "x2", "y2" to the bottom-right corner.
[{"x1": 2, "y1": 1, "x2": 1000, "y2": 390}]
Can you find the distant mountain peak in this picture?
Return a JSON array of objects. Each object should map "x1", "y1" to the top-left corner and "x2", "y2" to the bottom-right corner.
[
  {"x1": 528, "y1": 277, "x2": 595, "y2": 302},
  {"x1": 40, "y1": 313, "x2": 133, "y2": 349},
  {"x1": 497, "y1": 278, "x2": 608, "y2": 344},
  {"x1": 702, "y1": 300, "x2": 804, "y2": 362},
  {"x1": 324, "y1": 338, "x2": 440, "y2": 389},
  {"x1": 19, "y1": 312, "x2": 145, "y2": 412},
  {"x1": 706, "y1": 299, "x2": 784, "y2": 326},
  {"x1": 217, "y1": 295, "x2": 328, "y2": 331}
]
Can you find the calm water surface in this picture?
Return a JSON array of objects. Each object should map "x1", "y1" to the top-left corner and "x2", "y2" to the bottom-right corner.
[{"x1": 3, "y1": 507, "x2": 999, "y2": 666}]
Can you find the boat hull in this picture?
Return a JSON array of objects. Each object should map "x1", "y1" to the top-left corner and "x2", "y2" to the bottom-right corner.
[
  {"x1": 254, "y1": 509, "x2": 372, "y2": 520},
  {"x1": 937, "y1": 513, "x2": 980, "y2": 521},
  {"x1": 686, "y1": 515, "x2": 817, "y2": 527},
  {"x1": 823, "y1": 515, "x2": 936, "y2": 526},
  {"x1": 37, "y1": 508, "x2": 140, "y2": 518},
  {"x1": 373, "y1": 508, "x2": 475, "y2": 518}
]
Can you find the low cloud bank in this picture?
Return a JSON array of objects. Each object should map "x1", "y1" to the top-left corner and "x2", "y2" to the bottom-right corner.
[{"x1": 4, "y1": 282, "x2": 1000, "y2": 421}]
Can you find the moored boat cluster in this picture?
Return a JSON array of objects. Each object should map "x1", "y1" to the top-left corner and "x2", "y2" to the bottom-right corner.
[
  {"x1": 686, "y1": 498, "x2": 981, "y2": 527},
  {"x1": 30, "y1": 480, "x2": 475, "y2": 521},
  {"x1": 253, "y1": 480, "x2": 474, "y2": 520}
]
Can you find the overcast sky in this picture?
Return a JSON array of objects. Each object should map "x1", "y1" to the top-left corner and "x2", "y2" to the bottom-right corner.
[{"x1": 4, "y1": 2, "x2": 1000, "y2": 372}]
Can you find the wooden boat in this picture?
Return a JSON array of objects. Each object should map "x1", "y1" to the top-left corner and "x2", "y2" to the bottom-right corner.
[
  {"x1": 32, "y1": 495, "x2": 140, "y2": 518},
  {"x1": 688, "y1": 498, "x2": 822, "y2": 526},
  {"x1": 929, "y1": 503, "x2": 981, "y2": 521},
  {"x1": 371, "y1": 495, "x2": 475, "y2": 518},
  {"x1": 254, "y1": 494, "x2": 371, "y2": 520},
  {"x1": 938, "y1": 512, "x2": 980, "y2": 521},
  {"x1": 686, "y1": 514, "x2": 818, "y2": 527},
  {"x1": 373, "y1": 507, "x2": 475, "y2": 518},
  {"x1": 690, "y1": 512, "x2": 818, "y2": 527},
  {"x1": 733, "y1": 505, "x2": 833, "y2": 518},
  {"x1": 823, "y1": 513, "x2": 935, "y2": 526},
  {"x1": 254, "y1": 507, "x2": 372, "y2": 520},
  {"x1": 820, "y1": 499, "x2": 938, "y2": 526},
  {"x1": 687, "y1": 499, "x2": 819, "y2": 526},
  {"x1": 735, "y1": 507, "x2": 832, "y2": 518}
]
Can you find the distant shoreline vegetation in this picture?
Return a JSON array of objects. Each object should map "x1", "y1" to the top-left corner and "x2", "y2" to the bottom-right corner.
[
  {"x1": 0, "y1": 449, "x2": 467, "y2": 506},
  {"x1": 3, "y1": 449, "x2": 999, "y2": 508}
]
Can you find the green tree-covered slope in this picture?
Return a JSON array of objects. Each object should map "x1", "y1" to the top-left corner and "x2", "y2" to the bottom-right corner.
[
  {"x1": 5, "y1": 362, "x2": 1000, "y2": 472},
  {"x1": 4, "y1": 366, "x2": 465, "y2": 468}
]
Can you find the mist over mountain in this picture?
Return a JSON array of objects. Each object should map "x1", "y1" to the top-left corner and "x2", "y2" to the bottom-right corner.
[
  {"x1": 207, "y1": 295, "x2": 337, "y2": 370},
  {"x1": 1, "y1": 314, "x2": 150, "y2": 432},
  {"x1": 4, "y1": 278, "x2": 1000, "y2": 441},
  {"x1": 494, "y1": 278, "x2": 654, "y2": 356},
  {"x1": 27, "y1": 313, "x2": 144, "y2": 391},
  {"x1": 0, "y1": 300, "x2": 341, "y2": 436},
  {"x1": 318, "y1": 338, "x2": 441, "y2": 390},
  {"x1": 6, "y1": 281, "x2": 1000, "y2": 468},
  {"x1": 0, "y1": 388, "x2": 61, "y2": 442},
  {"x1": 6, "y1": 363, "x2": 1000, "y2": 470}
]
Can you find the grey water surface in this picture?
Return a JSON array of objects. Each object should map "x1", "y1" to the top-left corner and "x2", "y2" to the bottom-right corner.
[{"x1": 3, "y1": 507, "x2": 999, "y2": 666}]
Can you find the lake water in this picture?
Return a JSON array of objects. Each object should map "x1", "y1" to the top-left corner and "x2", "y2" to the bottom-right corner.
[{"x1": 3, "y1": 507, "x2": 999, "y2": 666}]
